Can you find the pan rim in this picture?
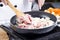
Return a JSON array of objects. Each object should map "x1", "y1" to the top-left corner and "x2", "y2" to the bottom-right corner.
[{"x1": 10, "y1": 11, "x2": 57, "y2": 30}]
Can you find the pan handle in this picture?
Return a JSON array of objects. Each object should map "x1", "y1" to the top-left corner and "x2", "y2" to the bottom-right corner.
[{"x1": 0, "y1": 25, "x2": 24, "y2": 40}]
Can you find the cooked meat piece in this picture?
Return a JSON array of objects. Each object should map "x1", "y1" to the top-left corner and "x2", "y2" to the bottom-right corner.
[{"x1": 17, "y1": 14, "x2": 54, "y2": 29}]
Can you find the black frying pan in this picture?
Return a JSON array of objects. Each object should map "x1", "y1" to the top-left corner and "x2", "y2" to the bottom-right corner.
[{"x1": 10, "y1": 11, "x2": 57, "y2": 34}]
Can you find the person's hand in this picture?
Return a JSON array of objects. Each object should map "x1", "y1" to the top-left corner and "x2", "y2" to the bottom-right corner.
[
  {"x1": 38, "y1": 0, "x2": 45, "y2": 9},
  {"x1": 28, "y1": 0, "x2": 34, "y2": 2},
  {"x1": 17, "y1": 14, "x2": 32, "y2": 24},
  {"x1": 0, "y1": 0, "x2": 7, "y2": 5}
]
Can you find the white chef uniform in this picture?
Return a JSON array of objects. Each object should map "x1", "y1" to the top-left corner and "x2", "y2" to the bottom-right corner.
[{"x1": 0, "y1": 0, "x2": 32, "y2": 25}]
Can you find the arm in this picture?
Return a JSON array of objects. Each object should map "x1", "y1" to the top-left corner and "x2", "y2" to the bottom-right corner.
[
  {"x1": 38, "y1": 0, "x2": 45, "y2": 9},
  {"x1": 0, "y1": 0, "x2": 1, "y2": 2},
  {"x1": 0, "y1": 0, "x2": 7, "y2": 5}
]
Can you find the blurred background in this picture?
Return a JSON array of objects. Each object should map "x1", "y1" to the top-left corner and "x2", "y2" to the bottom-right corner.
[{"x1": 46, "y1": 0, "x2": 60, "y2": 2}]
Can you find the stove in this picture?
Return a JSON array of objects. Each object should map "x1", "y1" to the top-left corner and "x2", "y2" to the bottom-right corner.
[{"x1": 6, "y1": 26, "x2": 60, "y2": 40}]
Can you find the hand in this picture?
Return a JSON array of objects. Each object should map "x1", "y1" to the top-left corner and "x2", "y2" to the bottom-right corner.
[
  {"x1": 0, "y1": 0, "x2": 7, "y2": 5},
  {"x1": 28, "y1": 0, "x2": 34, "y2": 2},
  {"x1": 0, "y1": 0, "x2": 1, "y2": 2},
  {"x1": 38, "y1": 0, "x2": 45, "y2": 9}
]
